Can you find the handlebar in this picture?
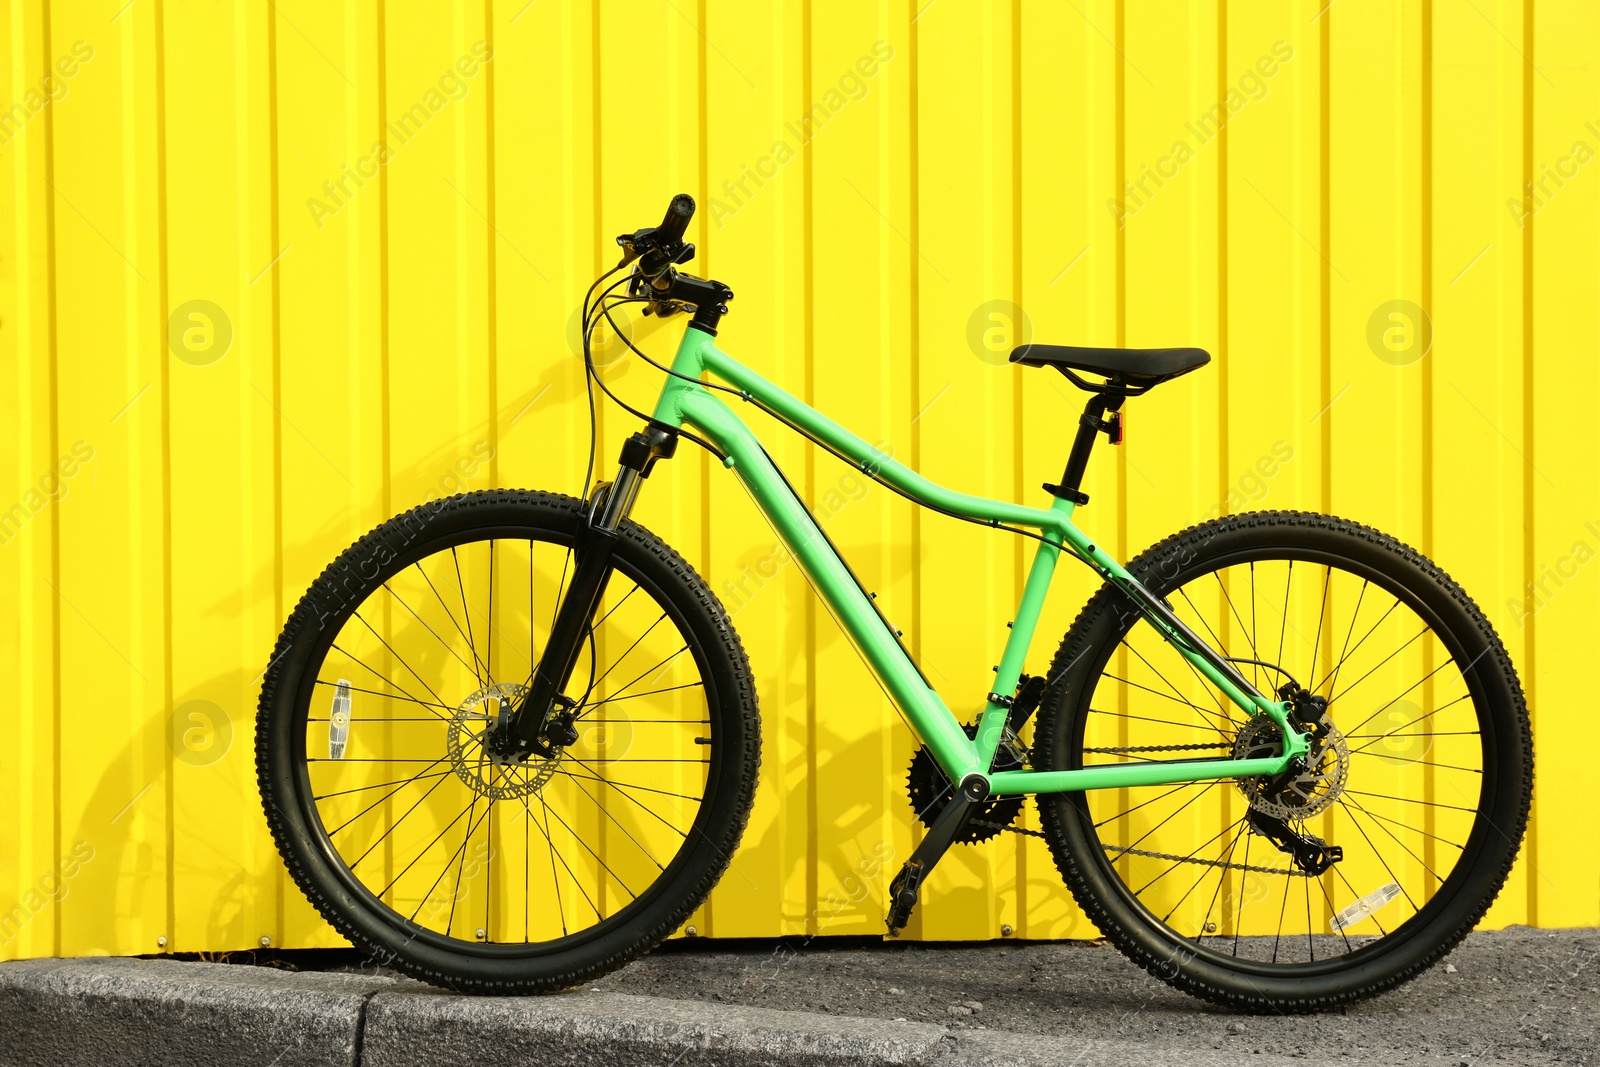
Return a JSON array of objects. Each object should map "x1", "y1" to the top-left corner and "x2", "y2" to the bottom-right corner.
[
  {"x1": 612, "y1": 193, "x2": 733, "y2": 330},
  {"x1": 654, "y1": 193, "x2": 695, "y2": 248},
  {"x1": 619, "y1": 193, "x2": 696, "y2": 281}
]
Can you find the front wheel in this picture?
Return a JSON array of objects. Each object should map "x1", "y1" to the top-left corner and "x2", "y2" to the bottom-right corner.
[
  {"x1": 256, "y1": 489, "x2": 761, "y2": 993},
  {"x1": 1034, "y1": 511, "x2": 1532, "y2": 1011}
]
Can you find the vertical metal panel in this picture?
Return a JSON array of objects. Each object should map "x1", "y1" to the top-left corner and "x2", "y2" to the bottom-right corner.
[
  {"x1": 1529, "y1": 0, "x2": 1600, "y2": 928},
  {"x1": 2, "y1": 0, "x2": 1594, "y2": 959}
]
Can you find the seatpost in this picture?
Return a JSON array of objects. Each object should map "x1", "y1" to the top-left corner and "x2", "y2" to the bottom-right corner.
[{"x1": 1044, "y1": 392, "x2": 1125, "y2": 506}]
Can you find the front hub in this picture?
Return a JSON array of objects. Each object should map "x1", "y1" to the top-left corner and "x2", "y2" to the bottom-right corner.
[
  {"x1": 480, "y1": 688, "x2": 581, "y2": 765},
  {"x1": 452, "y1": 682, "x2": 561, "y2": 798}
]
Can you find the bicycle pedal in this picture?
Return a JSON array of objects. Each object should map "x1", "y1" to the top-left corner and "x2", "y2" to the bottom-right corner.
[{"x1": 886, "y1": 860, "x2": 927, "y2": 937}]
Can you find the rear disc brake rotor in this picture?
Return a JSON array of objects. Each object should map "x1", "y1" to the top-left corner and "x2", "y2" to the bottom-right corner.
[{"x1": 1232, "y1": 713, "x2": 1349, "y2": 820}]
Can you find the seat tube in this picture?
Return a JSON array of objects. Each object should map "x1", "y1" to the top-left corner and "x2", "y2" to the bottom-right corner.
[{"x1": 974, "y1": 498, "x2": 1071, "y2": 767}]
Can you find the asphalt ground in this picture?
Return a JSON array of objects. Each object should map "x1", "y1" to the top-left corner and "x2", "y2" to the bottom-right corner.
[
  {"x1": 1, "y1": 926, "x2": 1593, "y2": 1066},
  {"x1": 592, "y1": 925, "x2": 1598, "y2": 1065}
]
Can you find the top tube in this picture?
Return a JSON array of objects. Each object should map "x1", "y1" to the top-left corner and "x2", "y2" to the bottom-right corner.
[{"x1": 652, "y1": 325, "x2": 1072, "y2": 538}]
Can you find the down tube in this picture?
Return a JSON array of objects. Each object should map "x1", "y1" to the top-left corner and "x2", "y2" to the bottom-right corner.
[{"x1": 673, "y1": 388, "x2": 983, "y2": 784}]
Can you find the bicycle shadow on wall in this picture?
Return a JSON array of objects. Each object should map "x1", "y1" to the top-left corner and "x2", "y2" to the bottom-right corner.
[
  {"x1": 127, "y1": 308, "x2": 782, "y2": 950},
  {"x1": 57, "y1": 693, "x2": 263, "y2": 956},
  {"x1": 704, "y1": 529, "x2": 923, "y2": 937},
  {"x1": 520, "y1": 298, "x2": 686, "y2": 423},
  {"x1": 711, "y1": 510, "x2": 1096, "y2": 943},
  {"x1": 59, "y1": 395, "x2": 650, "y2": 951}
]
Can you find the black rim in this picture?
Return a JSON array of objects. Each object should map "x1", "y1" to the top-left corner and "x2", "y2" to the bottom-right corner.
[
  {"x1": 1061, "y1": 543, "x2": 1502, "y2": 976},
  {"x1": 282, "y1": 518, "x2": 727, "y2": 959}
]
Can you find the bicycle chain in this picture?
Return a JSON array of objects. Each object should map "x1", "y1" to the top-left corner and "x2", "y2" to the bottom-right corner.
[
  {"x1": 1098, "y1": 842, "x2": 1308, "y2": 877},
  {"x1": 968, "y1": 818, "x2": 1304, "y2": 876},
  {"x1": 970, "y1": 742, "x2": 1305, "y2": 876}
]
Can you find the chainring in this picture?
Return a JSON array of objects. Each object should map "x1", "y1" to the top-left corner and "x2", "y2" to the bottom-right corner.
[{"x1": 906, "y1": 723, "x2": 1025, "y2": 844}]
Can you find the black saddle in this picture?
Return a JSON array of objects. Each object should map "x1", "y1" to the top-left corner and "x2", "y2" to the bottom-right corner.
[{"x1": 1010, "y1": 343, "x2": 1210, "y2": 390}]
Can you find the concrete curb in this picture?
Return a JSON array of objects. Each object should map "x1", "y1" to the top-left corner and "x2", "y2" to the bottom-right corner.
[
  {"x1": 0, "y1": 958, "x2": 981, "y2": 1067},
  {"x1": 6, "y1": 952, "x2": 1533, "y2": 1067},
  {"x1": 0, "y1": 957, "x2": 393, "y2": 1067},
  {"x1": 362, "y1": 986, "x2": 950, "y2": 1066}
]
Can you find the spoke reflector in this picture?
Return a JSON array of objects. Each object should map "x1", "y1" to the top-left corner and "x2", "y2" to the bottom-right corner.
[
  {"x1": 1329, "y1": 881, "x2": 1402, "y2": 932},
  {"x1": 329, "y1": 679, "x2": 353, "y2": 759}
]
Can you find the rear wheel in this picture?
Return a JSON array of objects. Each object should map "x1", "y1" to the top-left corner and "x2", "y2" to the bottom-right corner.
[
  {"x1": 1034, "y1": 511, "x2": 1532, "y2": 1011},
  {"x1": 256, "y1": 489, "x2": 760, "y2": 993}
]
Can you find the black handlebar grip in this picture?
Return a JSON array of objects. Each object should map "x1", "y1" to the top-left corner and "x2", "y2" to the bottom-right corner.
[{"x1": 658, "y1": 193, "x2": 695, "y2": 244}]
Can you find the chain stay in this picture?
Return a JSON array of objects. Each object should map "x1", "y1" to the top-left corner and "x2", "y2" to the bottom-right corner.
[
  {"x1": 972, "y1": 737, "x2": 1308, "y2": 877},
  {"x1": 969, "y1": 739, "x2": 1310, "y2": 878}
]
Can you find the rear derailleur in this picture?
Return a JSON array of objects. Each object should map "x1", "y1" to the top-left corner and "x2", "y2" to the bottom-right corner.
[
  {"x1": 1246, "y1": 808, "x2": 1341, "y2": 876},
  {"x1": 1241, "y1": 683, "x2": 1343, "y2": 877}
]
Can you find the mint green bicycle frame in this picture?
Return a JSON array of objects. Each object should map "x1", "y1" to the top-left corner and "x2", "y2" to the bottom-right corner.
[{"x1": 648, "y1": 326, "x2": 1309, "y2": 797}]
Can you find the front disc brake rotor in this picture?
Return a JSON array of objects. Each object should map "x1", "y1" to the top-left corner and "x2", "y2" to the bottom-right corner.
[{"x1": 447, "y1": 681, "x2": 558, "y2": 800}]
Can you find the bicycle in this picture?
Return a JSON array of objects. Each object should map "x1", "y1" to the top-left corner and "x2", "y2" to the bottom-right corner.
[{"x1": 256, "y1": 194, "x2": 1532, "y2": 1010}]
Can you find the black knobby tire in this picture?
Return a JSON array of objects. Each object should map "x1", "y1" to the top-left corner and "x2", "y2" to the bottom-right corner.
[
  {"x1": 256, "y1": 489, "x2": 761, "y2": 993},
  {"x1": 1033, "y1": 511, "x2": 1532, "y2": 1011}
]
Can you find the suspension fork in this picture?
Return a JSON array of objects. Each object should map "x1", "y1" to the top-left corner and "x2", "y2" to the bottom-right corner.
[{"x1": 497, "y1": 422, "x2": 679, "y2": 761}]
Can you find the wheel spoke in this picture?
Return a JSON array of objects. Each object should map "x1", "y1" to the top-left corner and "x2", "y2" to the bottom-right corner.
[
  {"x1": 1088, "y1": 706, "x2": 1233, "y2": 734},
  {"x1": 313, "y1": 678, "x2": 458, "y2": 715},
  {"x1": 328, "y1": 646, "x2": 454, "y2": 724},
  {"x1": 330, "y1": 752, "x2": 455, "y2": 839},
  {"x1": 349, "y1": 610, "x2": 455, "y2": 712},
  {"x1": 573, "y1": 645, "x2": 691, "y2": 720},
  {"x1": 1092, "y1": 780, "x2": 1215, "y2": 830},
  {"x1": 530, "y1": 788, "x2": 601, "y2": 922},
  {"x1": 1213, "y1": 570, "x2": 1264, "y2": 674},
  {"x1": 1119, "y1": 644, "x2": 1236, "y2": 734},
  {"x1": 415, "y1": 561, "x2": 487, "y2": 689},
  {"x1": 286, "y1": 524, "x2": 719, "y2": 955},
  {"x1": 1332, "y1": 798, "x2": 1417, "y2": 914},
  {"x1": 1275, "y1": 560, "x2": 1293, "y2": 674},
  {"x1": 380, "y1": 582, "x2": 484, "y2": 685},
  {"x1": 451, "y1": 546, "x2": 489, "y2": 685},
  {"x1": 1069, "y1": 540, "x2": 1513, "y2": 979},
  {"x1": 1318, "y1": 598, "x2": 1401, "y2": 701},
  {"x1": 1323, "y1": 625, "x2": 1431, "y2": 712},
  {"x1": 1229, "y1": 829, "x2": 1254, "y2": 955},
  {"x1": 313, "y1": 770, "x2": 454, "y2": 802}
]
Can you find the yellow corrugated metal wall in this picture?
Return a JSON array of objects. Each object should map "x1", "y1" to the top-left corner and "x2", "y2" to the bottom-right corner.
[{"x1": 2, "y1": 0, "x2": 1596, "y2": 959}]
